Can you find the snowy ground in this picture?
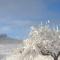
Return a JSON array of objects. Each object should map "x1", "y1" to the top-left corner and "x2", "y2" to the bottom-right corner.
[
  {"x1": 3, "y1": 54, "x2": 54, "y2": 60},
  {"x1": 0, "y1": 44, "x2": 54, "y2": 60},
  {"x1": 0, "y1": 44, "x2": 60, "y2": 60},
  {"x1": 0, "y1": 44, "x2": 23, "y2": 60},
  {"x1": 0, "y1": 44, "x2": 53, "y2": 60}
]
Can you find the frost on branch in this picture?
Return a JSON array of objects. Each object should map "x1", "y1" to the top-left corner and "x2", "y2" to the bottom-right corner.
[{"x1": 24, "y1": 25, "x2": 60, "y2": 60}]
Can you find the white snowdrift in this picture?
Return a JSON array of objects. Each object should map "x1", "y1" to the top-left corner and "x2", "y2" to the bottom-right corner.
[{"x1": 5, "y1": 54, "x2": 53, "y2": 60}]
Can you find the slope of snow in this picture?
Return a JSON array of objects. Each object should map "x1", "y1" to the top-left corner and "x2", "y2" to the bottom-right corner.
[
  {"x1": 5, "y1": 54, "x2": 53, "y2": 60},
  {"x1": 34, "y1": 55, "x2": 53, "y2": 60},
  {"x1": 5, "y1": 54, "x2": 21, "y2": 60}
]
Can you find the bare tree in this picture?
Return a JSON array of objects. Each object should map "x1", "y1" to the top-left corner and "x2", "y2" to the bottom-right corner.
[{"x1": 29, "y1": 25, "x2": 60, "y2": 60}]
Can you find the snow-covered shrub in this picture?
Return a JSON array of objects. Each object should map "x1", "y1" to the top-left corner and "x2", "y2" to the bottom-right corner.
[{"x1": 27, "y1": 25, "x2": 60, "y2": 60}]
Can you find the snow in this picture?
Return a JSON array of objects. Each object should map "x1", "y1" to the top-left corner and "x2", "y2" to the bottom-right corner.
[
  {"x1": 34, "y1": 55, "x2": 53, "y2": 60},
  {"x1": 1, "y1": 25, "x2": 60, "y2": 60}
]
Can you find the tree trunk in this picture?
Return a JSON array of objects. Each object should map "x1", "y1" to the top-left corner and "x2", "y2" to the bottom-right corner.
[
  {"x1": 54, "y1": 56, "x2": 58, "y2": 60},
  {"x1": 52, "y1": 52, "x2": 60, "y2": 60},
  {"x1": 51, "y1": 53, "x2": 58, "y2": 60}
]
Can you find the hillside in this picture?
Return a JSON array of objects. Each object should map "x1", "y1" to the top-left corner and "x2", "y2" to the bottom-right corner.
[{"x1": 0, "y1": 34, "x2": 23, "y2": 44}]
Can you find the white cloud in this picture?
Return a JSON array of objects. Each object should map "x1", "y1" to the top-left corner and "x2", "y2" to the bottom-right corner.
[
  {"x1": 0, "y1": 26, "x2": 12, "y2": 34},
  {"x1": 0, "y1": 19, "x2": 33, "y2": 35},
  {"x1": 0, "y1": 19, "x2": 34, "y2": 27}
]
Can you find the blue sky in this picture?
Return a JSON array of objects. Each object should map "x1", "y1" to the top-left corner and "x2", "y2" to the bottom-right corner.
[{"x1": 0, "y1": 0, "x2": 60, "y2": 39}]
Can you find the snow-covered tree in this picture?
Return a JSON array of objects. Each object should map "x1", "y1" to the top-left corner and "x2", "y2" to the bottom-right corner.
[{"x1": 28, "y1": 25, "x2": 60, "y2": 60}]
